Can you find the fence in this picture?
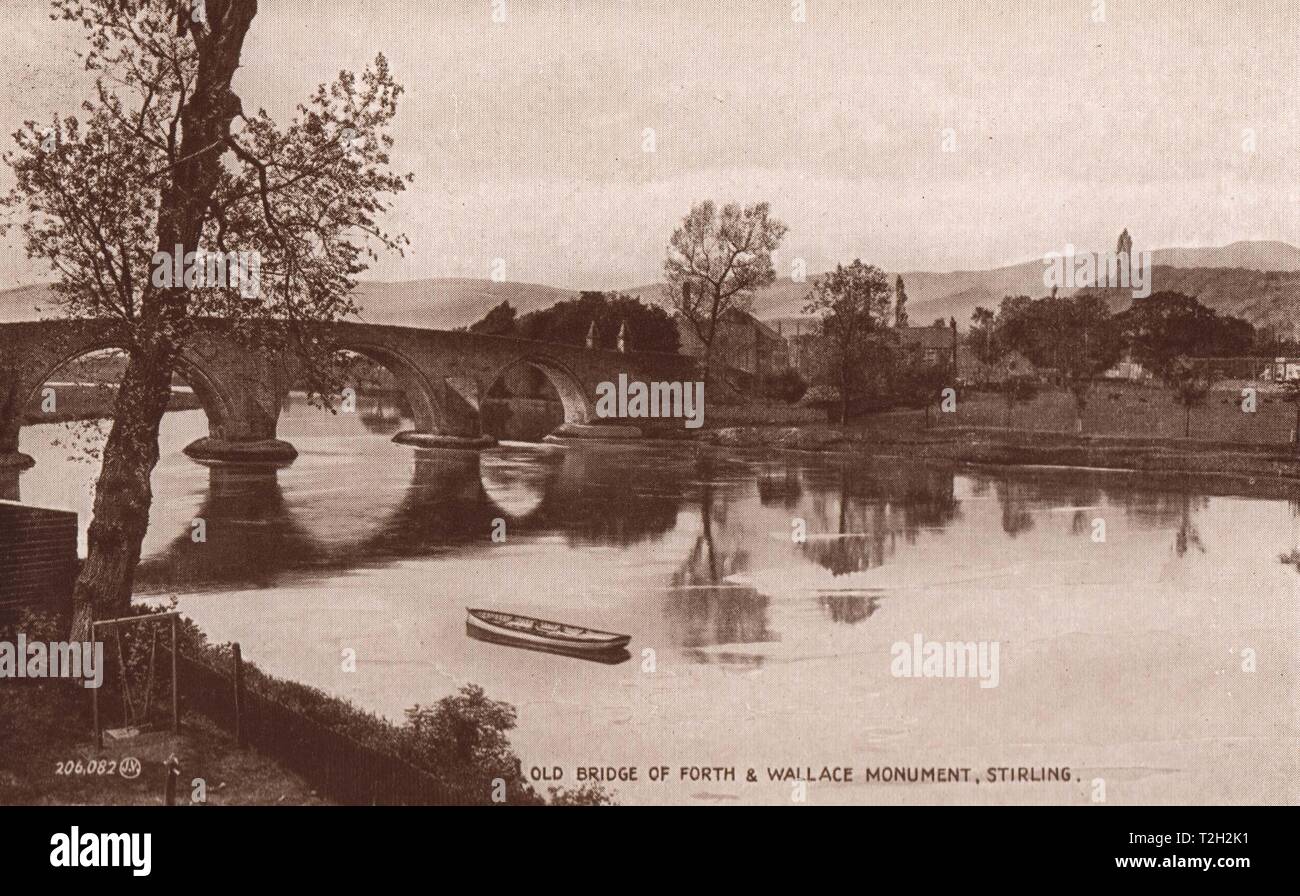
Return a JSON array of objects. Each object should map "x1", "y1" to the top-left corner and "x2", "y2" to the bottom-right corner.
[
  {"x1": 1189, "y1": 357, "x2": 1300, "y2": 383},
  {"x1": 0, "y1": 501, "x2": 77, "y2": 618},
  {"x1": 169, "y1": 646, "x2": 463, "y2": 805}
]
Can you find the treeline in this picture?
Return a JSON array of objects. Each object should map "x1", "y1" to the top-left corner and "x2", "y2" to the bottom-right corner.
[
  {"x1": 968, "y1": 290, "x2": 1300, "y2": 437},
  {"x1": 465, "y1": 291, "x2": 680, "y2": 354}
]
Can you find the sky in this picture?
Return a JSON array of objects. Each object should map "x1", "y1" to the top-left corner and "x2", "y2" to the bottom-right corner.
[{"x1": 2, "y1": 0, "x2": 1298, "y2": 290}]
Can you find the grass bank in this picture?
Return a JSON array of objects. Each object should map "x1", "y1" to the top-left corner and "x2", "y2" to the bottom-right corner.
[{"x1": 1, "y1": 605, "x2": 611, "y2": 806}]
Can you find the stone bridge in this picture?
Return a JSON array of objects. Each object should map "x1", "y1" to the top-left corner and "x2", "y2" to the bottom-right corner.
[{"x1": 0, "y1": 318, "x2": 698, "y2": 468}]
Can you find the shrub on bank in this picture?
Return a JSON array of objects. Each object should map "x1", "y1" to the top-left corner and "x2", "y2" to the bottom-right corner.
[{"x1": 6, "y1": 603, "x2": 611, "y2": 805}]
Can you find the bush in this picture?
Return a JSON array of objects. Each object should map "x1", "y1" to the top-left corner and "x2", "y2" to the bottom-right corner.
[{"x1": 762, "y1": 367, "x2": 807, "y2": 403}]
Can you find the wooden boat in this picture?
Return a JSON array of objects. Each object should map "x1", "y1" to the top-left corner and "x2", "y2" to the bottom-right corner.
[{"x1": 466, "y1": 608, "x2": 631, "y2": 653}]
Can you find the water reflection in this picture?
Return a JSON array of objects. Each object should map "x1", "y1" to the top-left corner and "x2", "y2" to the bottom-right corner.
[
  {"x1": 800, "y1": 462, "x2": 960, "y2": 575},
  {"x1": 15, "y1": 407, "x2": 1300, "y2": 665}
]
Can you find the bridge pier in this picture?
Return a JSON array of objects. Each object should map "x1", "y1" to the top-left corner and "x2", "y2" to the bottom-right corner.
[
  {"x1": 0, "y1": 425, "x2": 35, "y2": 473},
  {"x1": 392, "y1": 431, "x2": 497, "y2": 452},
  {"x1": 0, "y1": 451, "x2": 35, "y2": 471},
  {"x1": 182, "y1": 437, "x2": 299, "y2": 466},
  {"x1": 543, "y1": 422, "x2": 642, "y2": 443}
]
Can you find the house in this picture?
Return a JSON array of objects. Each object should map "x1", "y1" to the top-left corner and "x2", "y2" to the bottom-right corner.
[
  {"x1": 896, "y1": 321, "x2": 958, "y2": 367},
  {"x1": 1102, "y1": 356, "x2": 1153, "y2": 381},
  {"x1": 956, "y1": 345, "x2": 1038, "y2": 385},
  {"x1": 676, "y1": 308, "x2": 788, "y2": 379},
  {"x1": 1261, "y1": 357, "x2": 1300, "y2": 382}
]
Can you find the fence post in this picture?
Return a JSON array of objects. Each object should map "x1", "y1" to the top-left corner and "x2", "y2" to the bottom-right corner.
[
  {"x1": 232, "y1": 642, "x2": 244, "y2": 748},
  {"x1": 163, "y1": 756, "x2": 180, "y2": 806},
  {"x1": 90, "y1": 621, "x2": 102, "y2": 750},
  {"x1": 170, "y1": 615, "x2": 179, "y2": 733}
]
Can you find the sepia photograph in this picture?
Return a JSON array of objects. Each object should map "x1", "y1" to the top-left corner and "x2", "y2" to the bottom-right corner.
[{"x1": 0, "y1": 0, "x2": 1294, "y2": 877}]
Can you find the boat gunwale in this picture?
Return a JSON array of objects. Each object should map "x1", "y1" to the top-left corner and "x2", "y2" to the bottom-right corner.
[{"x1": 466, "y1": 608, "x2": 630, "y2": 646}]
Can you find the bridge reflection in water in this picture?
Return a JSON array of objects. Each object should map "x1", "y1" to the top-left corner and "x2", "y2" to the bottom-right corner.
[{"x1": 9, "y1": 396, "x2": 1276, "y2": 670}]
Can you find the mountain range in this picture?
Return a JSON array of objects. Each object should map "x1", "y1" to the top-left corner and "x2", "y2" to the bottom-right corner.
[
  {"x1": 622, "y1": 241, "x2": 1300, "y2": 334},
  {"x1": 2, "y1": 240, "x2": 1297, "y2": 334}
]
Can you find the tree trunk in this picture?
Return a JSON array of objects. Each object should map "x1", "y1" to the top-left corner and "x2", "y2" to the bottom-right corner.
[
  {"x1": 839, "y1": 369, "x2": 848, "y2": 425},
  {"x1": 68, "y1": 0, "x2": 258, "y2": 640},
  {"x1": 70, "y1": 342, "x2": 177, "y2": 639}
]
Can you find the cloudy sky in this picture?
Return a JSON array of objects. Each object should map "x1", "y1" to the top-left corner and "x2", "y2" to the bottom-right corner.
[{"x1": 2, "y1": 0, "x2": 1297, "y2": 290}]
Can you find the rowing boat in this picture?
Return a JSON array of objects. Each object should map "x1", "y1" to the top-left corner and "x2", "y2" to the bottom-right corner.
[{"x1": 465, "y1": 608, "x2": 631, "y2": 653}]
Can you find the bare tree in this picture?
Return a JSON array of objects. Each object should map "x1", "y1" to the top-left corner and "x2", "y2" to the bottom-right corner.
[
  {"x1": 2, "y1": 0, "x2": 410, "y2": 637},
  {"x1": 663, "y1": 200, "x2": 785, "y2": 387}
]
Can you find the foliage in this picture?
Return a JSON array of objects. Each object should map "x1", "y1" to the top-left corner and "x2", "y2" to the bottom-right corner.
[
  {"x1": 802, "y1": 259, "x2": 894, "y2": 423},
  {"x1": 762, "y1": 367, "x2": 808, "y2": 404},
  {"x1": 663, "y1": 200, "x2": 785, "y2": 378},
  {"x1": 1112, "y1": 291, "x2": 1255, "y2": 379},
  {"x1": 1280, "y1": 379, "x2": 1300, "y2": 451},
  {"x1": 894, "y1": 275, "x2": 909, "y2": 327},
  {"x1": 469, "y1": 299, "x2": 517, "y2": 336},
  {"x1": 999, "y1": 374, "x2": 1040, "y2": 427},
  {"x1": 1162, "y1": 355, "x2": 1214, "y2": 437},
  {"x1": 24, "y1": 600, "x2": 553, "y2": 804},
  {"x1": 2, "y1": 0, "x2": 412, "y2": 637},
  {"x1": 547, "y1": 783, "x2": 617, "y2": 806},
  {"x1": 891, "y1": 347, "x2": 950, "y2": 424},
  {"x1": 466, "y1": 292, "x2": 680, "y2": 353},
  {"x1": 2, "y1": 1, "x2": 411, "y2": 395},
  {"x1": 527, "y1": 292, "x2": 678, "y2": 352}
]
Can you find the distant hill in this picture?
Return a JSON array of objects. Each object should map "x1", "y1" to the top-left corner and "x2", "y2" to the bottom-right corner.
[
  {"x1": 0, "y1": 278, "x2": 581, "y2": 328},
  {"x1": 3, "y1": 241, "x2": 1297, "y2": 334},
  {"x1": 624, "y1": 241, "x2": 1300, "y2": 334}
]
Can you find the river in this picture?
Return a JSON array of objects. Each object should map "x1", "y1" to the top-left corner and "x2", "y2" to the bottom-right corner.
[{"x1": 15, "y1": 397, "x2": 1300, "y2": 804}]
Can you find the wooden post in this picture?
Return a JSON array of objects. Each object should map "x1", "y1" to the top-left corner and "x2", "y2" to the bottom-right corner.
[
  {"x1": 170, "y1": 615, "x2": 179, "y2": 734},
  {"x1": 164, "y1": 756, "x2": 179, "y2": 806},
  {"x1": 90, "y1": 621, "x2": 102, "y2": 750},
  {"x1": 232, "y1": 642, "x2": 244, "y2": 748}
]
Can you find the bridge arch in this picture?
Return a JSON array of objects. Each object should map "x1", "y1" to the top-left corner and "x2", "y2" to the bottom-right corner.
[
  {"x1": 485, "y1": 354, "x2": 592, "y2": 427},
  {"x1": 19, "y1": 339, "x2": 238, "y2": 444},
  {"x1": 328, "y1": 341, "x2": 445, "y2": 434}
]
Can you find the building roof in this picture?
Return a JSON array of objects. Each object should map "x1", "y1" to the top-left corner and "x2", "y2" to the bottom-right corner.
[{"x1": 896, "y1": 325, "x2": 954, "y2": 350}]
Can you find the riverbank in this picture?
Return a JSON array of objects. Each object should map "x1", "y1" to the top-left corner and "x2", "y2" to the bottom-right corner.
[
  {"x1": 698, "y1": 418, "x2": 1300, "y2": 486},
  {"x1": 22, "y1": 385, "x2": 201, "y2": 426},
  {"x1": 0, "y1": 604, "x2": 607, "y2": 806},
  {"x1": 0, "y1": 676, "x2": 326, "y2": 805}
]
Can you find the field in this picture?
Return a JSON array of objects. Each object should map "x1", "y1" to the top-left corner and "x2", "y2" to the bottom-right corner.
[{"x1": 922, "y1": 380, "x2": 1298, "y2": 447}]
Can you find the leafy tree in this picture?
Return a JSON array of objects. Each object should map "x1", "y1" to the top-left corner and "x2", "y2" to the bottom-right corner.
[
  {"x1": 894, "y1": 275, "x2": 909, "y2": 327},
  {"x1": 663, "y1": 200, "x2": 785, "y2": 385},
  {"x1": 1113, "y1": 291, "x2": 1254, "y2": 379},
  {"x1": 402, "y1": 685, "x2": 542, "y2": 805},
  {"x1": 2, "y1": 0, "x2": 410, "y2": 637},
  {"x1": 803, "y1": 260, "x2": 893, "y2": 424},
  {"x1": 892, "y1": 348, "x2": 949, "y2": 427},
  {"x1": 1049, "y1": 294, "x2": 1122, "y2": 432},
  {"x1": 1282, "y1": 379, "x2": 1300, "y2": 452},
  {"x1": 969, "y1": 306, "x2": 1000, "y2": 366},
  {"x1": 1000, "y1": 374, "x2": 1040, "y2": 428},
  {"x1": 502, "y1": 291, "x2": 679, "y2": 352},
  {"x1": 762, "y1": 367, "x2": 807, "y2": 403},
  {"x1": 1163, "y1": 356, "x2": 1214, "y2": 438},
  {"x1": 468, "y1": 299, "x2": 517, "y2": 336}
]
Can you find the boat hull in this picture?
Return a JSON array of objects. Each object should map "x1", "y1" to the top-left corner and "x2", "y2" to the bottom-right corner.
[{"x1": 466, "y1": 609, "x2": 631, "y2": 653}]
